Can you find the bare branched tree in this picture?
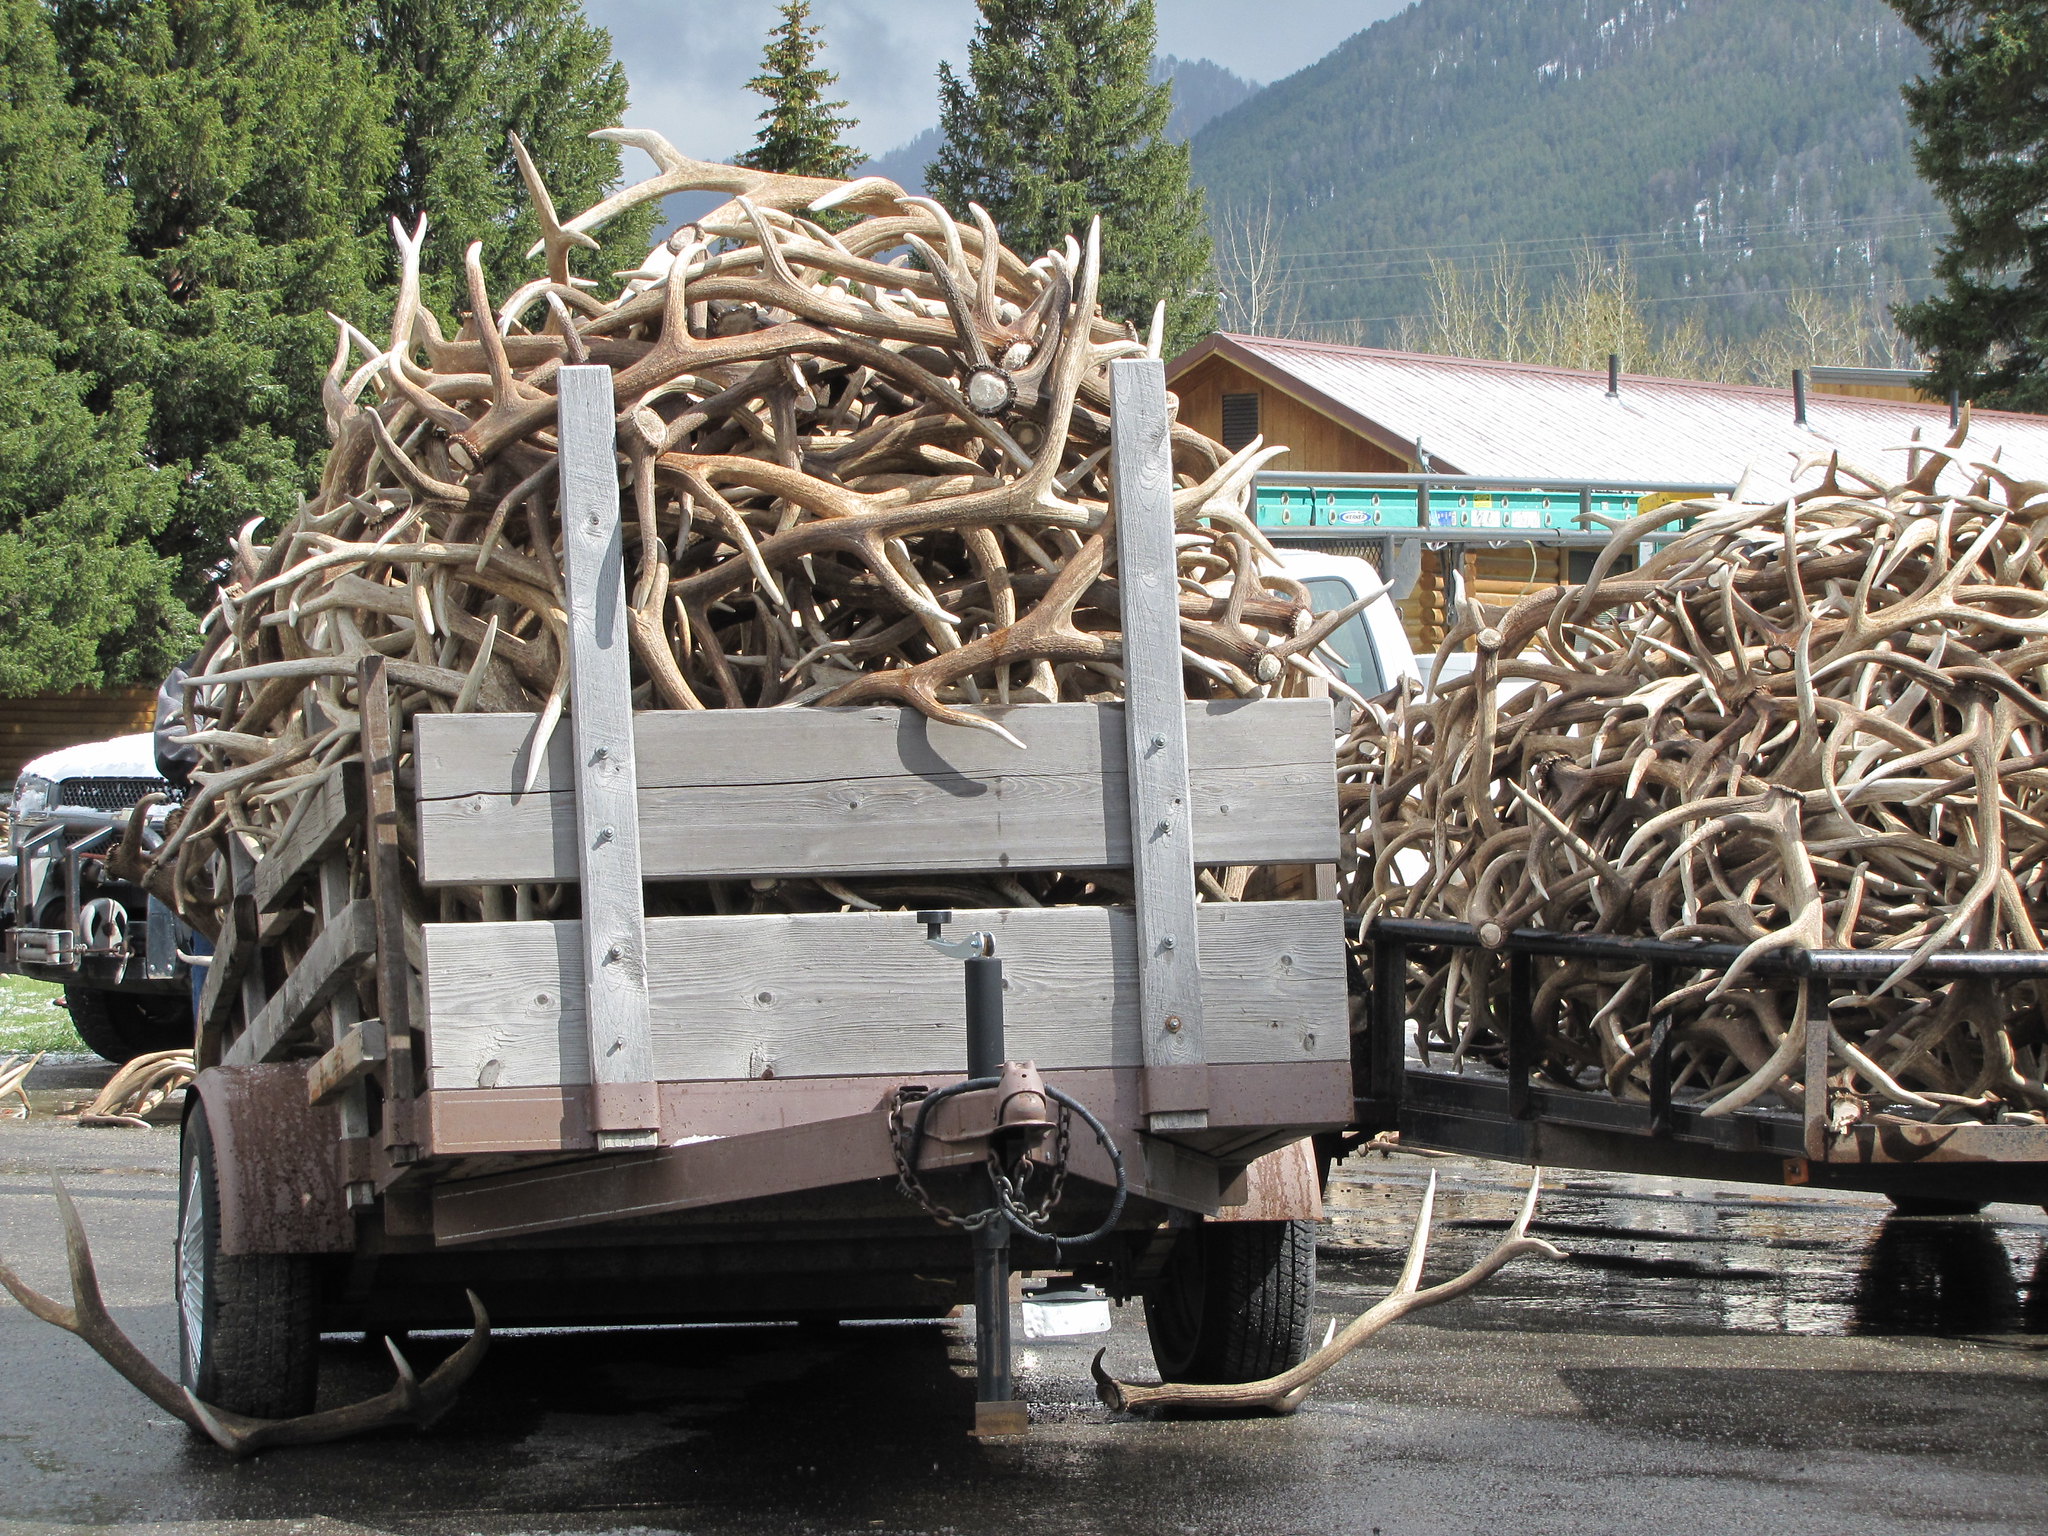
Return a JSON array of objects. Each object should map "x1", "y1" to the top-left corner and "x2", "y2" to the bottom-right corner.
[
  {"x1": 1397, "y1": 237, "x2": 1920, "y2": 386},
  {"x1": 1212, "y1": 194, "x2": 1305, "y2": 337}
]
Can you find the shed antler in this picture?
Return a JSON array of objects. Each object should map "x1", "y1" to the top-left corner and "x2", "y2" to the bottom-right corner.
[
  {"x1": 1092, "y1": 1171, "x2": 1562, "y2": 1415},
  {"x1": 0, "y1": 1179, "x2": 490, "y2": 1455}
]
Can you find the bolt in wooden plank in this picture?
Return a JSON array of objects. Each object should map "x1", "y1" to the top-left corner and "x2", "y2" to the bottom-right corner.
[
  {"x1": 557, "y1": 364, "x2": 659, "y2": 1149},
  {"x1": 1110, "y1": 357, "x2": 1207, "y2": 1131}
]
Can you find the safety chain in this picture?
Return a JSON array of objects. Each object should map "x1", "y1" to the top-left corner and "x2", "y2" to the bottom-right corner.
[
  {"x1": 887, "y1": 1085, "x2": 1001, "y2": 1232},
  {"x1": 888, "y1": 1081, "x2": 1126, "y2": 1256}
]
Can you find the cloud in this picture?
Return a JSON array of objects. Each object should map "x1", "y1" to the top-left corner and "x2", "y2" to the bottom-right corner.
[{"x1": 584, "y1": 0, "x2": 1415, "y2": 168}]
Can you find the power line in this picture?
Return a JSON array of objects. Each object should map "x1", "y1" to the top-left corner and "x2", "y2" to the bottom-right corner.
[
  {"x1": 1251, "y1": 218, "x2": 1945, "y2": 292},
  {"x1": 1219, "y1": 208, "x2": 1945, "y2": 271},
  {"x1": 1281, "y1": 275, "x2": 1940, "y2": 335},
  {"x1": 1264, "y1": 240, "x2": 1942, "y2": 296}
]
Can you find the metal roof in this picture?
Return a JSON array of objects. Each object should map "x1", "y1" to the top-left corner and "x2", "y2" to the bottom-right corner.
[{"x1": 1170, "y1": 334, "x2": 2048, "y2": 497}]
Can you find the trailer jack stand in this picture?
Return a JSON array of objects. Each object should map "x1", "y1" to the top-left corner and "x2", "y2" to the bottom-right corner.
[
  {"x1": 917, "y1": 910, "x2": 1030, "y2": 1437},
  {"x1": 971, "y1": 1220, "x2": 1026, "y2": 1437},
  {"x1": 903, "y1": 911, "x2": 1129, "y2": 1437}
]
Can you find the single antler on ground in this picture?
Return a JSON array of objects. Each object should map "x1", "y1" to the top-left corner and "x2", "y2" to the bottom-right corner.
[
  {"x1": 1092, "y1": 1171, "x2": 1562, "y2": 1414},
  {"x1": 70, "y1": 1049, "x2": 193, "y2": 1129},
  {"x1": 0, "y1": 1179, "x2": 489, "y2": 1456}
]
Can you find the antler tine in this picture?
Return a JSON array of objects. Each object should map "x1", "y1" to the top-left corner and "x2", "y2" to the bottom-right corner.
[
  {"x1": 567, "y1": 128, "x2": 904, "y2": 242},
  {"x1": 0, "y1": 1180, "x2": 491, "y2": 1457},
  {"x1": 0, "y1": 1178, "x2": 206, "y2": 1426},
  {"x1": 187, "y1": 1291, "x2": 492, "y2": 1456},
  {"x1": 1092, "y1": 1171, "x2": 1562, "y2": 1416},
  {"x1": 511, "y1": 131, "x2": 600, "y2": 280}
]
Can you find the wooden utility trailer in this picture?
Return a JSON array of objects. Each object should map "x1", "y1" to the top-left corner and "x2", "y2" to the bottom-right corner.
[
  {"x1": 1352, "y1": 917, "x2": 2048, "y2": 1210},
  {"x1": 177, "y1": 361, "x2": 1352, "y2": 1424}
]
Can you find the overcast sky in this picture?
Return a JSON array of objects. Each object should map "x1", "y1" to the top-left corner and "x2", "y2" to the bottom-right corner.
[{"x1": 582, "y1": 1, "x2": 1415, "y2": 169}]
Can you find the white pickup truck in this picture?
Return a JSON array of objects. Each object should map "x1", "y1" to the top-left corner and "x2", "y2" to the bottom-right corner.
[
  {"x1": 1275, "y1": 548, "x2": 1420, "y2": 699},
  {"x1": 4, "y1": 732, "x2": 192, "y2": 1060}
]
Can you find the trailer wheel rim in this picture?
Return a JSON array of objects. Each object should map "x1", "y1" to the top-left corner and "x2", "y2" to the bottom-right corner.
[{"x1": 178, "y1": 1156, "x2": 206, "y2": 1384}]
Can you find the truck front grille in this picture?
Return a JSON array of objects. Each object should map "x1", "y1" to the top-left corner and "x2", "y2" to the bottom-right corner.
[{"x1": 57, "y1": 776, "x2": 184, "y2": 813}]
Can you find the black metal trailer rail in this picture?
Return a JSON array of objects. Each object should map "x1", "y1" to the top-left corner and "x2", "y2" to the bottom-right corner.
[{"x1": 1349, "y1": 917, "x2": 2048, "y2": 1205}]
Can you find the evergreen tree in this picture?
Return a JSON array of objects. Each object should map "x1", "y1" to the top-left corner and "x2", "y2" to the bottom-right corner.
[
  {"x1": 736, "y1": 0, "x2": 861, "y2": 179},
  {"x1": 37, "y1": 0, "x2": 651, "y2": 671},
  {"x1": 930, "y1": 0, "x2": 1215, "y2": 354},
  {"x1": 1889, "y1": 1, "x2": 2048, "y2": 411},
  {"x1": 0, "y1": 0, "x2": 188, "y2": 694},
  {"x1": 51, "y1": 0, "x2": 400, "y2": 604},
  {"x1": 354, "y1": 0, "x2": 656, "y2": 311}
]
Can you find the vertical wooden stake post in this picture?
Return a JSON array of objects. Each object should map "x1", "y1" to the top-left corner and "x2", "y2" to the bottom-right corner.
[
  {"x1": 557, "y1": 365, "x2": 660, "y2": 1151},
  {"x1": 1110, "y1": 357, "x2": 1208, "y2": 1133}
]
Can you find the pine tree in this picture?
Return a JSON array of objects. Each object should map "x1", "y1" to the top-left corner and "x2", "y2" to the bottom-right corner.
[
  {"x1": 1889, "y1": 1, "x2": 2048, "y2": 411},
  {"x1": 736, "y1": 0, "x2": 861, "y2": 179},
  {"x1": 0, "y1": 0, "x2": 188, "y2": 694},
  {"x1": 51, "y1": 0, "x2": 400, "y2": 604},
  {"x1": 40, "y1": 0, "x2": 652, "y2": 663},
  {"x1": 354, "y1": 0, "x2": 656, "y2": 311},
  {"x1": 930, "y1": 0, "x2": 1215, "y2": 355}
]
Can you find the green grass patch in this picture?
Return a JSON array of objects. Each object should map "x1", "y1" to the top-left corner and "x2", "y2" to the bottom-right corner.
[{"x1": 0, "y1": 974, "x2": 86, "y2": 1055}]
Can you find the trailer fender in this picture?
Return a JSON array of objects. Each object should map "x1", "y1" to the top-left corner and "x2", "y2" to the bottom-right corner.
[
  {"x1": 186, "y1": 1065, "x2": 354, "y2": 1255},
  {"x1": 1211, "y1": 1139, "x2": 1324, "y2": 1223}
]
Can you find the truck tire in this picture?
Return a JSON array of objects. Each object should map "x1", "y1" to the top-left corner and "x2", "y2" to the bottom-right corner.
[
  {"x1": 1143, "y1": 1218, "x2": 1316, "y2": 1384},
  {"x1": 177, "y1": 1097, "x2": 319, "y2": 1417},
  {"x1": 65, "y1": 987, "x2": 191, "y2": 1064}
]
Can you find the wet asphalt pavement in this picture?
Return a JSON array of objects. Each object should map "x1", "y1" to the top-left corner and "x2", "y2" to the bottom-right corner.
[{"x1": 2, "y1": 1062, "x2": 2047, "y2": 1536}]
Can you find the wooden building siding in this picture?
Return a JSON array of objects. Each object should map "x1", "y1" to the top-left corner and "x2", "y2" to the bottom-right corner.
[
  {"x1": 0, "y1": 688, "x2": 157, "y2": 787},
  {"x1": 1176, "y1": 353, "x2": 1464, "y2": 648},
  {"x1": 1809, "y1": 380, "x2": 1933, "y2": 404},
  {"x1": 1174, "y1": 347, "x2": 1643, "y2": 652},
  {"x1": 1174, "y1": 357, "x2": 1408, "y2": 476}
]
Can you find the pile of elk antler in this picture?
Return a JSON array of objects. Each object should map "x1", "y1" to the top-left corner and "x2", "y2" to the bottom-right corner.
[
  {"x1": 144, "y1": 129, "x2": 1353, "y2": 941},
  {"x1": 1342, "y1": 430, "x2": 2048, "y2": 1123}
]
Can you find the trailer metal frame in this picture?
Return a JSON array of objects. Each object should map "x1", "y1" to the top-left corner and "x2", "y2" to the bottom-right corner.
[{"x1": 1353, "y1": 917, "x2": 2048, "y2": 1205}]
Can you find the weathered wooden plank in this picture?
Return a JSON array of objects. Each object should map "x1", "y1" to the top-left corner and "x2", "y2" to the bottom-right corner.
[
  {"x1": 253, "y1": 768, "x2": 361, "y2": 913},
  {"x1": 556, "y1": 364, "x2": 658, "y2": 1147},
  {"x1": 413, "y1": 698, "x2": 1337, "y2": 885},
  {"x1": 194, "y1": 891, "x2": 252, "y2": 1056},
  {"x1": 308, "y1": 1018, "x2": 386, "y2": 1106},
  {"x1": 1111, "y1": 356, "x2": 1208, "y2": 1130},
  {"x1": 421, "y1": 901, "x2": 1347, "y2": 1091},
  {"x1": 224, "y1": 899, "x2": 377, "y2": 1067},
  {"x1": 358, "y1": 657, "x2": 417, "y2": 1163}
]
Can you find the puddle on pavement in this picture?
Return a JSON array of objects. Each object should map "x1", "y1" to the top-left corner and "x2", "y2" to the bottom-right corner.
[{"x1": 1325, "y1": 1157, "x2": 2048, "y2": 1338}]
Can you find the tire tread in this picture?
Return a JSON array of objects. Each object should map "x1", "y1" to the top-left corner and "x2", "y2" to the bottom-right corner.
[{"x1": 181, "y1": 1102, "x2": 320, "y2": 1418}]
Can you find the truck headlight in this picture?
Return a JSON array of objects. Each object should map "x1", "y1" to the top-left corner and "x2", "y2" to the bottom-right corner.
[{"x1": 11, "y1": 774, "x2": 54, "y2": 818}]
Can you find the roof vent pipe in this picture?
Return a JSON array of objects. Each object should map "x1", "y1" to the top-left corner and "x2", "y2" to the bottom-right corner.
[
  {"x1": 1606, "y1": 353, "x2": 1620, "y2": 397},
  {"x1": 1951, "y1": 389, "x2": 1962, "y2": 429},
  {"x1": 1793, "y1": 368, "x2": 1808, "y2": 426}
]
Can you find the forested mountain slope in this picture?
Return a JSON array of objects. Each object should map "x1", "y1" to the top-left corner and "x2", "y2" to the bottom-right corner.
[
  {"x1": 860, "y1": 54, "x2": 1259, "y2": 196},
  {"x1": 1190, "y1": 0, "x2": 1943, "y2": 347}
]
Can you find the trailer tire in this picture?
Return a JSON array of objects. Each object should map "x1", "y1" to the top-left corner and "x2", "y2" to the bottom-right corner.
[
  {"x1": 1143, "y1": 1218, "x2": 1316, "y2": 1384},
  {"x1": 177, "y1": 1097, "x2": 319, "y2": 1418},
  {"x1": 1885, "y1": 1194, "x2": 1988, "y2": 1217},
  {"x1": 65, "y1": 987, "x2": 191, "y2": 1064}
]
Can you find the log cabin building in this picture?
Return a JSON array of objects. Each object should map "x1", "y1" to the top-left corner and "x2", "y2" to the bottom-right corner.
[{"x1": 1168, "y1": 334, "x2": 2048, "y2": 652}]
